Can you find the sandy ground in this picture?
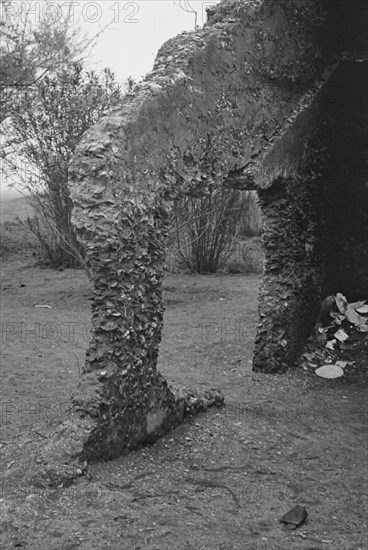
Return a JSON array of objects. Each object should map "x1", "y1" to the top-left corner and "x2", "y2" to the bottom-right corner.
[{"x1": 0, "y1": 259, "x2": 367, "y2": 549}]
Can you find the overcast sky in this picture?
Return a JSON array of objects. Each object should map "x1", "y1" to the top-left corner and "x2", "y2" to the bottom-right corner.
[
  {"x1": 81, "y1": 0, "x2": 221, "y2": 82},
  {"x1": 1, "y1": 1, "x2": 221, "y2": 198}
]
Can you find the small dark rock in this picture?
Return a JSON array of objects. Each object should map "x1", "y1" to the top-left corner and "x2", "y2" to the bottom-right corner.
[{"x1": 279, "y1": 505, "x2": 308, "y2": 529}]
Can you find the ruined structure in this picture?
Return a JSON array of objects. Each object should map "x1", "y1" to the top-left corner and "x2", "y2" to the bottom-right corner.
[{"x1": 33, "y1": 0, "x2": 367, "y2": 479}]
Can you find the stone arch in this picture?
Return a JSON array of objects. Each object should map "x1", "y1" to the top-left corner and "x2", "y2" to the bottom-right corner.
[
  {"x1": 69, "y1": 0, "x2": 326, "y2": 459},
  {"x1": 32, "y1": 0, "x2": 367, "y2": 481}
]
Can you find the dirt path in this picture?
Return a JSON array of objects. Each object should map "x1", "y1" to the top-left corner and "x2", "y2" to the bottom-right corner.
[{"x1": 1, "y1": 260, "x2": 367, "y2": 549}]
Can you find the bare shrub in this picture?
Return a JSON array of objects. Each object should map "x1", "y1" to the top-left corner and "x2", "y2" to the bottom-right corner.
[
  {"x1": 168, "y1": 188, "x2": 259, "y2": 273},
  {"x1": 2, "y1": 64, "x2": 124, "y2": 270}
]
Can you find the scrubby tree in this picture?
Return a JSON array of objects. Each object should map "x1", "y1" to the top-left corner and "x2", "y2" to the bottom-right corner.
[
  {"x1": 3, "y1": 63, "x2": 124, "y2": 267},
  {"x1": 0, "y1": 0, "x2": 96, "y2": 122}
]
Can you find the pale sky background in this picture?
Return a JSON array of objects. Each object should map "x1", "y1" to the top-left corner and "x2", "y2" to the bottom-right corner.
[
  {"x1": 1, "y1": 0, "x2": 221, "y2": 199},
  {"x1": 81, "y1": 0, "x2": 221, "y2": 81}
]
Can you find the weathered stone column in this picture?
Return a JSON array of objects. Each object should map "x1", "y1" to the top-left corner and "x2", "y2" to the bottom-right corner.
[
  {"x1": 252, "y1": 58, "x2": 368, "y2": 372},
  {"x1": 253, "y1": 175, "x2": 323, "y2": 373}
]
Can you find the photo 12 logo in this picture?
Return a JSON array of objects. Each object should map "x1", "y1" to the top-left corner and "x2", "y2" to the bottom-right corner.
[
  {"x1": 105, "y1": 1, "x2": 139, "y2": 24},
  {"x1": 1, "y1": 158, "x2": 30, "y2": 183},
  {"x1": 1, "y1": 322, "x2": 93, "y2": 344},
  {"x1": 201, "y1": 321, "x2": 251, "y2": 344},
  {"x1": 1, "y1": 2, "x2": 140, "y2": 25}
]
